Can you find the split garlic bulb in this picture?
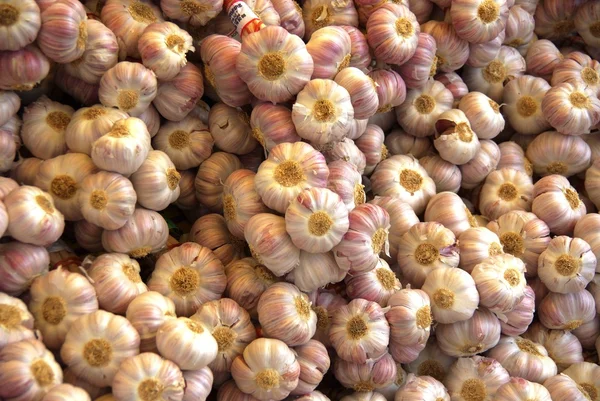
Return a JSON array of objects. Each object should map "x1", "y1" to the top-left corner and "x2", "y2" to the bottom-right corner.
[
  {"x1": 64, "y1": 106, "x2": 128, "y2": 155},
  {"x1": 29, "y1": 268, "x2": 99, "y2": 349},
  {"x1": 156, "y1": 317, "x2": 218, "y2": 370},
  {"x1": 434, "y1": 109, "x2": 481, "y2": 165},
  {"x1": 436, "y1": 308, "x2": 502, "y2": 357},
  {"x1": 148, "y1": 242, "x2": 226, "y2": 316},
  {"x1": 444, "y1": 356, "x2": 509, "y2": 401},
  {"x1": 87, "y1": 253, "x2": 147, "y2": 314},
  {"x1": 98, "y1": 62, "x2": 158, "y2": 117},
  {"x1": 130, "y1": 150, "x2": 181, "y2": 211},
  {"x1": 488, "y1": 336, "x2": 557, "y2": 384},
  {"x1": 60, "y1": 310, "x2": 140, "y2": 387},
  {"x1": 421, "y1": 267, "x2": 479, "y2": 324},
  {"x1": 126, "y1": 291, "x2": 176, "y2": 353}
]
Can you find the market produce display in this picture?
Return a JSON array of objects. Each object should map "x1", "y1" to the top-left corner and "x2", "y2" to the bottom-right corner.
[{"x1": 3, "y1": 0, "x2": 600, "y2": 400}]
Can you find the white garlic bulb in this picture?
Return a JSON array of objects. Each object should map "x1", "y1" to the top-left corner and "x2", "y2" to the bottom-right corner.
[
  {"x1": 0, "y1": 292, "x2": 36, "y2": 350},
  {"x1": 436, "y1": 308, "x2": 502, "y2": 357},
  {"x1": 130, "y1": 150, "x2": 181, "y2": 211},
  {"x1": 495, "y1": 377, "x2": 552, "y2": 401},
  {"x1": 421, "y1": 267, "x2": 479, "y2": 324},
  {"x1": 488, "y1": 336, "x2": 557, "y2": 383},
  {"x1": 444, "y1": 356, "x2": 510, "y2": 401},
  {"x1": 156, "y1": 317, "x2": 218, "y2": 370},
  {"x1": 395, "y1": 374, "x2": 450, "y2": 401},
  {"x1": 64, "y1": 106, "x2": 128, "y2": 155},
  {"x1": 126, "y1": 291, "x2": 176, "y2": 353}
]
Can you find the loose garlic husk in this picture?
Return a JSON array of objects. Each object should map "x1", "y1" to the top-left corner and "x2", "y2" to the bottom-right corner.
[
  {"x1": 38, "y1": 0, "x2": 87, "y2": 63},
  {"x1": 421, "y1": 21, "x2": 469, "y2": 73},
  {"x1": 190, "y1": 214, "x2": 246, "y2": 266},
  {"x1": 148, "y1": 242, "x2": 226, "y2": 316},
  {"x1": 487, "y1": 210, "x2": 550, "y2": 276},
  {"x1": 35, "y1": 153, "x2": 98, "y2": 221},
  {"x1": 257, "y1": 282, "x2": 316, "y2": 346},
  {"x1": 231, "y1": 338, "x2": 300, "y2": 401},
  {"x1": 544, "y1": 373, "x2": 591, "y2": 401},
  {"x1": 418, "y1": 155, "x2": 462, "y2": 193},
  {"x1": 538, "y1": 290, "x2": 596, "y2": 331},
  {"x1": 112, "y1": 352, "x2": 185, "y2": 401},
  {"x1": 156, "y1": 317, "x2": 217, "y2": 370},
  {"x1": 250, "y1": 102, "x2": 301, "y2": 152},
  {"x1": 537, "y1": 236, "x2": 595, "y2": 294},
  {"x1": 0, "y1": 292, "x2": 36, "y2": 350},
  {"x1": 60, "y1": 310, "x2": 140, "y2": 387},
  {"x1": 404, "y1": 339, "x2": 456, "y2": 382},
  {"x1": 434, "y1": 109, "x2": 481, "y2": 165},
  {"x1": 371, "y1": 155, "x2": 435, "y2": 215},
  {"x1": 436, "y1": 307, "x2": 502, "y2": 357},
  {"x1": 472, "y1": 254, "x2": 527, "y2": 317},
  {"x1": 463, "y1": 46, "x2": 526, "y2": 103},
  {"x1": 291, "y1": 340, "x2": 330, "y2": 395},
  {"x1": 225, "y1": 258, "x2": 280, "y2": 315},
  {"x1": 488, "y1": 336, "x2": 557, "y2": 384},
  {"x1": 495, "y1": 377, "x2": 552, "y2": 401},
  {"x1": 245, "y1": 213, "x2": 300, "y2": 276},
  {"x1": 457, "y1": 227, "x2": 503, "y2": 272},
  {"x1": 29, "y1": 268, "x2": 98, "y2": 349},
  {"x1": 284, "y1": 187, "x2": 348, "y2": 253},
  {"x1": 91, "y1": 117, "x2": 151, "y2": 176},
  {"x1": 102, "y1": 207, "x2": 169, "y2": 258},
  {"x1": 562, "y1": 362, "x2": 600, "y2": 401},
  {"x1": 525, "y1": 39, "x2": 563, "y2": 81},
  {"x1": 524, "y1": 321, "x2": 584, "y2": 371},
  {"x1": 451, "y1": 0, "x2": 508, "y2": 44},
  {"x1": 444, "y1": 356, "x2": 509, "y2": 401},
  {"x1": 334, "y1": 68, "x2": 379, "y2": 120},
  {"x1": 130, "y1": 150, "x2": 181, "y2": 212},
  {"x1": 396, "y1": 222, "x2": 458, "y2": 288},
  {"x1": 0, "y1": 91, "x2": 20, "y2": 126},
  {"x1": 386, "y1": 288, "x2": 431, "y2": 363},
  {"x1": 99, "y1": 62, "x2": 157, "y2": 117},
  {"x1": 207, "y1": 103, "x2": 256, "y2": 155},
  {"x1": 238, "y1": 26, "x2": 313, "y2": 103},
  {"x1": 87, "y1": 253, "x2": 147, "y2": 314},
  {"x1": 21, "y1": 96, "x2": 73, "y2": 160},
  {"x1": 458, "y1": 92, "x2": 504, "y2": 140},
  {"x1": 0, "y1": 44, "x2": 50, "y2": 91},
  {"x1": 541, "y1": 83, "x2": 600, "y2": 136},
  {"x1": 126, "y1": 291, "x2": 176, "y2": 353},
  {"x1": 65, "y1": 106, "x2": 128, "y2": 155},
  {"x1": 395, "y1": 80, "x2": 454, "y2": 138},
  {"x1": 502, "y1": 75, "x2": 551, "y2": 135},
  {"x1": 153, "y1": 63, "x2": 205, "y2": 122},
  {"x1": 532, "y1": 174, "x2": 586, "y2": 236},
  {"x1": 194, "y1": 152, "x2": 243, "y2": 212},
  {"x1": 345, "y1": 258, "x2": 399, "y2": 306},
  {"x1": 395, "y1": 374, "x2": 450, "y2": 401},
  {"x1": 422, "y1": 266, "x2": 479, "y2": 324},
  {"x1": 500, "y1": 285, "x2": 535, "y2": 336},
  {"x1": 255, "y1": 142, "x2": 328, "y2": 214},
  {"x1": 425, "y1": 192, "x2": 479, "y2": 236},
  {"x1": 327, "y1": 160, "x2": 364, "y2": 212},
  {"x1": 4, "y1": 186, "x2": 65, "y2": 247},
  {"x1": 396, "y1": 32, "x2": 437, "y2": 89},
  {"x1": 138, "y1": 21, "x2": 194, "y2": 81},
  {"x1": 292, "y1": 78, "x2": 354, "y2": 146},
  {"x1": 460, "y1": 139, "x2": 501, "y2": 190},
  {"x1": 479, "y1": 168, "x2": 533, "y2": 220},
  {"x1": 0, "y1": 339, "x2": 63, "y2": 400}
]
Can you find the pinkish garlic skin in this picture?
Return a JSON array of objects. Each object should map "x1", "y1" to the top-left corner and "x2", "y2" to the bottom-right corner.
[
  {"x1": 38, "y1": 0, "x2": 88, "y2": 63},
  {"x1": 500, "y1": 285, "x2": 535, "y2": 337},
  {"x1": 421, "y1": 20, "x2": 469, "y2": 73},
  {"x1": 524, "y1": 321, "x2": 584, "y2": 371},
  {"x1": 341, "y1": 26, "x2": 372, "y2": 72},
  {"x1": 538, "y1": 290, "x2": 596, "y2": 331}
]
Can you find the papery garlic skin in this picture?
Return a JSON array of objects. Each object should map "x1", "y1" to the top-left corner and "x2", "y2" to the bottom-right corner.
[
  {"x1": 75, "y1": 221, "x2": 104, "y2": 253},
  {"x1": 552, "y1": 51, "x2": 600, "y2": 98},
  {"x1": 272, "y1": 0, "x2": 304, "y2": 37},
  {"x1": 102, "y1": 207, "x2": 169, "y2": 258},
  {"x1": 0, "y1": 131, "x2": 16, "y2": 174},
  {"x1": 538, "y1": 290, "x2": 596, "y2": 331},
  {"x1": 327, "y1": 160, "x2": 364, "y2": 212},
  {"x1": 334, "y1": 68, "x2": 379, "y2": 120},
  {"x1": 424, "y1": 192, "x2": 478, "y2": 236},
  {"x1": 0, "y1": 241, "x2": 49, "y2": 297},
  {"x1": 91, "y1": 117, "x2": 151, "y2": 176},
  {"x1": 99, "y1": 62, "x2": 158, "y2": 117},
  {"x1": 421, "y1": 267, "x2": 479, "y2": 324},
  {"x1": 451, "y1": 0, "x2": 508, "y2": 44},
  {"x1": 395, "y1": 374, "x2": 450, "y2": 401},
  {"x1": 418, "y1": 155, "x2": 462, "y2": 193},
  {"x1": 494, "y1": 377, "x2": 552, "y2": 401},
  {"x1": 323, "y1": 138, "x2": 366, "y2": 174},
  {"x1": 130, "y1": 150, "x2": 181, "y2": 212},
  {"x1": 291, "y1": 340, "x2": 330, "y2": 395},
  {"x1": 4, "y1": 186, "x2": 65, "y2": 247},
  {"x1": 0, "y1": 292, "x2": 36, "y2": 350},
  {"x1": 21, "y1": 96, "x2": 74, "y2": 160},
  {"x1": 0, "y1": 0, "x2": 40, "y2": 51},
  {"x1": 160, "y1": 0, "x2": 221, "y2": 26},
  {"x1": 60, "y1": 310, "x2": 140, "y2": 387},
  {"x1": 525, "y1": 39, "x2": 563, "y2": 81},
  {"x1": 575, "y1": 1, "x2": 600, "y2": 47},
  {"x1": 396, "y1": 32, "x2": 437, "y2": 89},
  {"x1": 404, "y1": 340, "x2": 456, "y2": 382},
  {"x1": 38, "y1": 0, "x2": 87, "y2": 63},
  {"x1": 126, "y1": 291, "x2": 176, "y2": 353},
  {"x1": 238, "y1": 26, "x2": 313, "y2": 104},
  {"x1": 444, "y1": 355, "x2": 510, "y2": 401},
  {"x1": 334, "y1": 351, "x2": 397, "y2": 392},
  {"x1": 574, "y1": 214, "x2": 600, "y2": 265},
  {"x1": 458, "y1": 227, "x2": 503, "y2": 273},
  {"x1": 190, "y1": 214, "x2": 245, "y2": 266},
  {"x1": 53, "y1": 66, "x2": 100, "y2": 107},
  {"x1": 183, "y1": 368, "x2": 213, "y2": 401},
  {"x1": 503, "y1": 4, "x2": 535, "y2": 55},
  {"x1": 538, "y1": 236, "x2": 595, "y2": 294},
  {"x1": 562, "y1": 362, "x2": 600, "y2": 401},
  {"x1": 500, "y1": 285, "x2": 535, "y2": 336},
  {"x1": 0, "y1": 44, "x2": 50, "y2": 91},
  {"x1": 436, "y1": 72, "x2": 470, "y2": 102},
  {"x1": 524, "y1": 321, "x2": 584, "y2": 371},
  {"x1": 112, "y1": 352, "x2": 185, "y2": 401},
  {"x1": 434, "y1": 109, "x2": 481, "y2": 165},
  {"x1": 148, "y1": 242, "x2": 226, "y2": 316},
  {"x1": 153, "y1": 116, "x2": 213, "y2": 171},
  {"x1": 541, "y1": 83, "x2": 600, "y2": 136},
  {"x1": 302, "y1": 0, "x2": 358, "y2": 38},
  {"x1": 544, "y1": 373, "x2": 591, "y2": 401},
  {"x1": 225, "y1": 258, "x2": 279, "y2": 315},
  {"x1": 345, "y1": 258, "x2": 399, "y2": 307},
  {"x1": 195, "y1": 152, "x2": 243, "y2": 212},
  {"x1": 0, "y1": 339, "x2": 63, "y2": 401},
  {"x1": 156, "y1": 317, "x2": 218, "y2": 370},
  {"x1": 65, "y1": 106, "x2": 128, "y2": 155},
  {"x1": 436, "y1": 308, "x2": 502, "y2": 357},
  {"x1": 307, "y1": 26, "x2": 352, "y2": 80},
  {"x1": 43, "y1": 384, "x2": 93, "y2": 401},
  {"x1": 87, "y1": 253, "x2": 147, "y2": 314},
  {"x1": 488, "y1": 336, "x2": 557, "y2": 384},
  {"x1": 250, "y1": 102, "x2": 300, "y2": 152},
  {"x1": 479, "y1": 168, "x2": 533, "y2": 221},
  {"x1": 502, "y1": 75, "x2": 552, "y2": 135},
  {"x1": 222, "y1": 169, "x2": 268, "y2": 239},
  {"x1": 208, "y1": 103, "x2": 256, "y2": 155},
  {"x1": 458, "y1": 92, "x2": 504, "y2": 140},
  {"x1": 421, "y1": 21, "x2": 469, "y2": 73},
  {"x1": 0, "y1": 91, "x2": 20, "y2": 127}
]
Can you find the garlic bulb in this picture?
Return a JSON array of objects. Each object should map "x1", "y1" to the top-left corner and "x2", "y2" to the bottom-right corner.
[
  {"x1": 502, "y1": 75, "x2": 552, "y2": 135},
  {"x1": 38, "y1": 0, "x2": 87, "y2": 63},
  {"x1": 99, "y1": 62, "x2": 158, "y2": 117},
  {"x1": 500, "y1": 285, "x2": 535, "y2": 336},
  {"x1": 334, "y1": 68, "x2": 379, "y2": 120},
  {"x1": 216, "y1": 380, "x2": 262, "y2": 401},
  {"x1": 74, "y1": 220, "x2": 105, "y2": 253},
  {"x1": 250, "y1": 103, "x2": 301, "y2": 152},
  {"x1": 195, "y1": 152, "x2": 243, "y2": 212},
  {"x1": 574, "y1": 214, "x2": 600, "y2": 263},
  {"x1": 538, "y1": 236, "x2": 595, "y2": 294},
  {"x1": 384, "y1": 131, "x2": 431, "y2": 159},
  {"x1": 292, "y1": 78, "x2": 354, "y2": 146},
  {"x1": 434, "y1": 109, "x2": 481, "y2": 165},
  {"x1": 29, "y1": 268, "x2": 98, "y2": 349},
  {"x1": 503, "y1": 4, "x2": 535, "y2": 55},
  {"x1": 479, "y1": 168, "x2": 533, "y2": 220},
  {"x1": 176, "y1": 169, "x2": 200, "y2": 211},
  {"x1": 575, "y1": 1, "x2": 600, "y2": 47},
  {"x1": 0, "y1": 44, "x2": 50, "y2": 91},
  {"x1": 488, "y1": 336, "x2": 557, "y2": 383},
  {"x1": 327, "y1": 160, "x2": 364, "y2": 212},
  {"x1": 148, "y1": 242, "x2": 226, "y2": 316},
  {"x1": 451, "y1": 0, "x2": 508, "y2": 44},
  {"x1": 524, "y1": 321, "x2": 584, "y2": 371},
  {"x1": 458, "y1": 92, "x2": 504, "y2": 140},
  {"x1": 538, "y1": 290, "x2": 596, "y2": 331},
  {"x1": 152, "y1": 63, "x2": 204, "y2": 122},
  {"x1": 291, "y1": 340, "x2": 330, "y2": 395},
  {"x1": 190, "y1": 214, "x2": 246, "y2": 266},
  {"x1": 0, "y1": 91, "x2": 20, "y2": 126},
  {"x1": 21, "y1": 96, "x2": 73, "y2": 160},
  {"x1": 309, "y1": 290, "x2": 347, "y2": 347},
  {"x1": 562, "y1": 362, "x2": 600, "y2": 401},
  {"x1": 395, "y1": 80, "x2": 454, "y2": 138},
  {"x1": 334, "y1": 352, "x2": 397, "y2": 392},
  {"x1": 270, "y1": 0, "x2": 304, "y2": 37},
  {"x1": 238, "y1": 26, "x2": 312, "y2": 103},
  {"x1": 544, "y1": 373, "x2": 591, "y2": 401},
  {"x1": 395, "y1": 374, "x2": 450, "y2": 401},
  {"x1": 532, "y1": 174, "x2": 586, "y2": 236},
  {"x1": 130, "y1": 150, "x2": 181, "y2": 212},
  {"x1": 222, "y1": 169, "x2": 268, "y2": 239},
  {"x1": 422, "y1": 266, "x2": 479, "y2": 324},
  {"x1": 436, "y1": 71, "x2": 470, "y2": 102},
  {"x1": 126, "y1": 291, "x2": 176, "y2": 353},
  {"x1": 386, "y1": 288, "x2": 432, "y2": 363},
  {"x1": 42, "y1": 384, "x2": 92, "y2": 401},
  {"x1": 457, "y1": 227, "x2": 503, "y2": 273},
  {"x1": 4, "y1": 185, "x2": 65, "y2": 247},
  {"x1": 404, "y1": 339, "x2": 456, "y2": 382},
  {"x1": 585, "y1": 160, "x2": 600, "y2": 210},
  {"x1": 225, "y1": 258, "x2": 280, "y2": 315},
  {"x1": 0, "y1": 292, "x2": 36, "y2": 350},
  {"x1": 525, "y1": 39, "x2": 563, "y2": 81},
  {"x1": 160, "y1": 0, "x2": 220, "y2": 26},
  {"x1": 436, "y1": 308, "x2": 502, "y2": 357},
  {"x1": 0, "y1": 241, "x2": 49, "y2": 296},
  {"x1": 552, "y1": 51, "x2": 600, "y2": 98},
  {"x1": 182, "y1": 368, "x2": 213, "y2": 401},
  {"x1": 369, "y1": 196, "x2": 418, "y2": 263},
  {"x1": 396, "y1": 32, "x2": 437, "y2": 89},
  {"x1": 544, "y1": 83, "x2": 600, "y2": 137},
  {"x1": 366, "y1": 4, "x2": 419, "y2": 65},
  {"x1": 0, "y1": 0, "x2": 40, "y2": 51},
  {"x1": 302, "y1": 0, "x2": 358, "y2": 38},
  {"x1": 255, "y1": 142, "x2": 328, "y2": 214},
  {"x1": 420, "y1": 20, "x2": 469, "y2": 73},
  {"x1": 231, "y1": 337, "x2": 300, "y2": 401},
  {"x1": 102, "y1": 207, "x2": 169, "y2": 258},
  {"x1": 0, "y1": 339, "x2": 63, "y2": 400},
  {"x1": 91, "y1": 117, "x2": 151, "y2": 176},
  {"x1": 60, "y1": 310, "x2": 140, "y2": 387},
  {"x1": 323, "y1": 138, "x2": 366, "y2": 174},
  {"x1": 340, "y1": 25, "x2": 370, "y2": 71},
  {"x1": 53, "y1": 66, "x2": 100, "y2": 107},
  {"x1": 156, "y1": 317, "x2": 218, "y2": 370},
  {"x1": 444, "y1": 356, "x2": 510, "y2": 401},
  {"x1": 65, "y1": 106, "x2": 128, "y2": 155},
  {"x1": 495, "y1": 377, "x2": 552, "y2": 401},
  {"x1": 418, "y1": 155, "x2": 462, "y2": 193},
  {"x1": 112, "y1": 352, "x2": 185, "y2": 401},
  {"x1": 208, "y1": 103, "x2": 257, "y2": 155},
  {"x1": 533, "y1": 0, "x2": 580, "y2": 39},
  {"x1": 345, "y1": 258, "x2": 399, "y2": 307},
  {"x1": 87, "y1": 253, "x2": 147, "y2": 314},
  {"x1": 425, "y1": 192, "x2": 479, "y2": 236}
]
